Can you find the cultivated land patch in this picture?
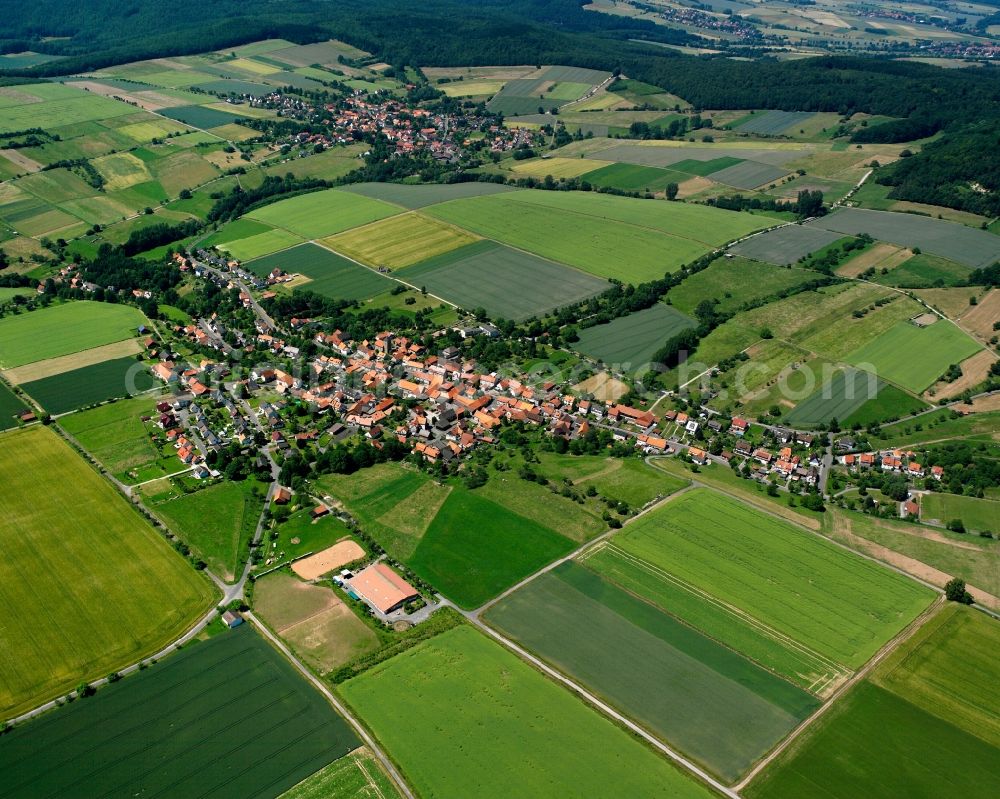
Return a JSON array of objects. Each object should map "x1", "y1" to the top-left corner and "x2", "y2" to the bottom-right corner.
[
  {"x1": 847, "y1": 320, "x2": 982, "y2": 393},
  {"x1": 340, "y1": 180, "x2": 514, "y2": 208},
  {"x1": 921, "y1": 493, "x2": 1000, "y2": 535},
  {"x1": 735, "y1": 110, "x2": 817, "y2": 135},
  {"x1": 278, "y1": 747, "x2": 401, "y2": 799},
  {"x1": 959, "y1": 289, "x2": 1000, "y2": 339},
  {"x1": 511, "y1": 156, "x2": 614, "y2": 179},
  {"x1": 731, "y1": 225, "x2": 843, "y2": 265},
  {"x1": 583, "y1": 142, "x2": 805, "y2": 169},
  {"x1": 574, "y1": 304, "x2": 696, "y2": 369},
  {"x1": 426, "y1": 189, "x2": 766, "y2": 282},
  {"x1": 322, "y1": 211, "x2": 480, "y2": 269},
  {"x1": 668, "y1": 257, "x2": 816, "y2": 315},
  {"x1": 339, "y1": 625, "x2": 716, "y2": 799},
  {"x1": 157, "y1": 103, "x2": 244, "y2": 129},
  {"x1": 254, "y1": 572, "x2": 378, "y2": 674},
  {"x1": 808, "y1": 207, "x2": 1000, "y2": 268},
  {"x1": 20, "y1": 355, "x2": 157, "y2": 415},
  {"x1": 0, "y1": 382, "x2": 27, "y2": 430},
  {"x1": 747, "y1": 606, "x2": 1000, "y2": 799},
  {"x1": 612, "y1": 489, "x2": 935, "y2": 670},
  {"x1": 784, "y1": 367, "x2": 886, "y2": 428},
  {"x1": 217, "y1": 227, "x2": 304, "y2": 261},
  {"x1": 0, "y1": 627, "x2": 359, "y2": 799},
  {"x1": 835, "y1": 241, "x2": 911, "y2": 277},
  {"x1": 398, "y1": 240, "x2": 608, "y2": 321},
  {"x1": 0, "y1": 339, "x2": 142, "y2": 384},
  {"x1": 0, "y1": 302, "x2": 146, "y2": 369},
  {"x1": 245, "y1": 243, "x2": 393, "y2": 301},
  {"x1": 247, "y1": 188, "x2": 399, "y2": 239},
  {"x1": 581, "y1": 162, "x2": 688, "y2": 192},
  {"x1": 880, "y1": 252, "x2": 971, "y2": 288},
  {"x1": 708, "y1": 160, "x2": 789, "y2": 189},
  {"x1": 487, "y1": 562, "x2": 819, "y2": 781},
  {"x1": 0, "y1": 426, "x2": 213, "y2": 718}
]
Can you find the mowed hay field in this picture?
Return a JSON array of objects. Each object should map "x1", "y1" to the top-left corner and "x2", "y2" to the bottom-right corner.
[
  {"x1": 612, "y1": 489, "x2": 935, "y2": 670},
  {"x1": 254, "y1": 572, "x2": 379, "y2": 675},
  {"x1": 486, "y1": 562, "x2": 819, "y2": 782},
  {"x1": 575, "y1": 303, "x2": 695, "y2": 368},
  {"x1": 0, "y1": 426, "x2": 213, "y2": 718},
  {"x1": 847, "y1": 320, "x2": 982, "y2": 393},
  {"x1": 278, "y1": 748, "x2": 401, "y2": 799},
  {"x1": 247, "y1": 188, "x2": 399, "y2": 239},
  {"x1": 0, "y1": 302, "x2": 146, "y2": 369},
  {"x1": 339, "y1": 625, "x2": 717, "y2": 799},
  {"x1": 0, "y1": 627, "x2": 360, "y2": 799},
  {"x1": 747, "y1": 606, "x2": 1000, "y2": 799},
  {"x1": 921, "y1": 493, "x2": 1000, "y2": 535},
  {"x1": 398, "y1": 240, "x2": 608, "y2": 321},
  {"x1": 426, "y1": 189, "x2": 767, "y2": 283},
  {"x1": 323, "y1": 211, "x2": 480, "y2": 269}
]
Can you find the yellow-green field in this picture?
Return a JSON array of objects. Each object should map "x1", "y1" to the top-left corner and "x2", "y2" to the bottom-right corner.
[
  {"x1": 440, "y1": 80, "x2": 505, "y2": 97},
  {"x1": 511, "y1": 156, "x2": 614, "y2": 179},
  {"x1": 322, "y1": 212, "x2": 479, "y2": 269},
  {"x1": 0, "y1": 426, "x2": 214, "y2": 718}
]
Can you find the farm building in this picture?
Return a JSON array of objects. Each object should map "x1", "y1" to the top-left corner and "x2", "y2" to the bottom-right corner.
[
  {"x1": 220, "y1": 610, "x2": 243, "y2": 628},
  {"x1": 347, "y1": 562, "x2": 419, "y2": 614}
]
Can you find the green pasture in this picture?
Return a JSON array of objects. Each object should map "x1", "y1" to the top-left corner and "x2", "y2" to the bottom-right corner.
[{"x1": 247, "y1": 188, "x2": 399, "y2": 239}]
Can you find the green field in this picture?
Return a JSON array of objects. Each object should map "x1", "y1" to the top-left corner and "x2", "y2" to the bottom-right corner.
[
  {"x1": 0, "y1": 380, "x2": 28, "y2": 430},
  {"x1": 247, "y1": 188, "x2": 399, "y2": 239},
  {"x1": 784, "y1": 368, "x2": 886, "y2": 428},
  {"x1": 57, "y1": 394, "x2": 172, "y2": 481},
  {"x1": 0, "y1": 84, "x2": 137, "y2": 132},
  {"x1": 278, "y1": 748, "x2": 401, "y2": 799},
  {"x1": 581, "y1": 162, "x2": 688, "y2": 192},
  {"x1": 747, "y1": 606, "x2": 1000, "y2": 799},
  {"x1": 218, "y1": 227, "x2": 304, "y2": 261},
  {"x1": 880, "y1": 252, "x2": 972, "y2": 288},
  {"x1": 0, "y1": 426, "x2": 213, "y2": 718},
  {"x1": 398, "y1": 239, "x2": 608, "y2": 321},
  {"x1": 21, "y1": 355, "x2": 157, "y2": 415},
  {"x1": 486, "y1": 562, "x2": 819, "y2": 781},
  {"x1": 340, "y1": 180, "x2": 514, "y2": 209},
  {"x1": 339, "y1": 625, "x2": 716, "y2": 799},
  {"x1": 840, "y1": 383, "x2": 928, "y2": 427},
  {"x1": 614, "y1": 489, "x2": 935, "y2": 668},
  {"x1": 323, "y1": 211, "x2": 479, "y2": 269},
  {"x1": 426, "y1": 190, "x2": 737, "y2": 282},
  {"x1": 668, "y1": 257, "x2": 817, "y2": 316},
  {"x1": 0, "y1": 302, "x2": 147, "y2": 369},
  {"x1": 245, "y1": 243, "x2": 393, "y2": 301},
  {"x1": 0, "y1": 627, "x2": 360, "y2": 799},
  {"x1": 535, "y1": 453, "x2": 688, "y2": 508},
  {"x1": 144, "y1": 480, "x2": 265, "y2": 581},
  {"x1": 847, "y1": 320, "x2": 982, "y2": 392},
  {"x1": 921, "y1": 493, "x2": 1000, "y2": 535},
  {"x1": 158, "y1": 103, "x2": 244, "y2": 129},
  {"x1": 574, "y1": 304, "x2": 696, "y2": 368}
]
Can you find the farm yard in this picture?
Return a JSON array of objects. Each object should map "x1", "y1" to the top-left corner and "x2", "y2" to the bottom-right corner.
[
  {"x1": 846, "y1": 319, "x2": 982, "y2": 393},
  {"x1": 245, "y1": 243, "x2": 394, "y2": 301},
  {"x1": 609, "y1": 489, "x2": 935, "y2": 670},
  {"x1": 746, "y1": 606, "x2": 1000, "y2": 799},
  {"x1": 338, "y1": 625, "x2": 717, "y2": 799},
  {"x1": 574, "y1": 304, "x2": 696, "y2": 369},
  {"x1": 0, "y1": 426, "x2": 213, "y2": 718},
  {"x1": 398, "y1": 240, "x2": 608, "y2": 321},
  {"x1": 0, "y1": 302, "x2": 147, "y2": 369},
  {"x1": 486, "y1": 562, "x2": 819, "y2": 781},
  {"x1": 0, "y1": 627, "x2": 360, "y2": 799}
]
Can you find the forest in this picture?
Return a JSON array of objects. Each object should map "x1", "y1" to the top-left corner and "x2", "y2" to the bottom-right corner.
[{"x1": 1, "y1": 0, "x2": 999, "y2": 214}]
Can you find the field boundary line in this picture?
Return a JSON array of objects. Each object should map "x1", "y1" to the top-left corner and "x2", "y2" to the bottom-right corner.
[
  {"x1": 244, "y1": 611, "x2": 416, "y2": 799},
  {"x1": 733, "y1": 595, "x2": 945, "y2": 792}
]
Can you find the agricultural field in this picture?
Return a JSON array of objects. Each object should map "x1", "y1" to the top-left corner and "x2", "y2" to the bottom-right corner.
[
  {"x1": 574, "y1": 304, "x2": 696, "y2": 369},
  {"x1": 731, "y1": 225, "x2": 843, "y2": 265},
  {"x1": 322, "y1": 211, "x2": 480, "y2": 269},
  {"x1": 511, "y1": 156, "x2": 613, "y2": 180},
  {"x1": 921, "y1": 493, "x2": 1000, "y2": 535},
  {"x1": 247, "y1": 189, "x2": 399, "y2": 239},
  {"x1": 486, "y1": 65, "x2": 610, "y2": 116},
  {"x1": 314, "y1": 463, "x2": 579, "y2": 608},
  {"x1": 217, "y1": 227, "x2": 304, "y2": 261},
  {"x1": 0, "y1": 83, "x2": 137, "y2": 133},
  {"x1": 668, "y1": 256, "x2": 817, "y2": 315},
  {"x1": 279, "y1": 748, "x2": 401, "y2": 799},
  {"x1": 747, "y1": 606, "x2": 1000, "y2": 799},
  {"x1": 735, "y1": 110, "x2": 818, "y2": 136},
  {"x1": 254, "y1": 572, "x2": 380, "y2": 675},
  {"x1": 708, "y1": 160, "x2": 789, "y2": 190},
  {"x1": 581, "y1": 162, "x2": 687, "y2": 192},
  {"x1": 0, "y1": 381, "x2": 28, "y2": 430},
  {"x1": 486, "y1": 562, "x2": 819, "y2": 781},
  {"x1": 340, "y1": 180, "x2": 514, "y2": 209},
  {"x1": 878, "y1": 252, "x2": 972, "y2": 288},
  {"x1": 839, "y1": 383, "x2": 928, "y2": 428},
  {"x1": 426, "y1": 189, "x2": 767, "y2": 282},
  {"x1": 0, "y1": 426, "x2": 213, "y2": 718},
  {"x1": 611, "y1": 489, "x2": 935, "y2": 670},
  {"x1": 808, "y1": 208, "x2": 1000, "y2": 269},
  {"x1": 20, "y1": 355, "x2": 157, "y2": 415},
  {"x1": 784, "y1": 368, "x2": 887, "y2": 427},
  {"x1": 0, "y1": 302, "x2": 147, "y2": 369},
  {"x1": 142, "y1": 479, "x2": 266, "y2": 581},
  {"x1": 398, "y1": 240, "x2": 608, "y2": 321},
  {"x1": 847, "y1": 320, "x2": 982, "y2": 393},
  {"x1": 339, "y1": 625, "x2": 716, "y2": 799},
  {"x1": 57, "y1": 394, "x2": 176, "y2": 482},
  {"x1": 0, "y1": 627, "x2": 360, "y2": 799},
  {"x1": 534, "y1": 452, "x2": 689, "y2": 508},
  {"x1": 245, "y1": 243, "x2": 393, "y2": 301}
]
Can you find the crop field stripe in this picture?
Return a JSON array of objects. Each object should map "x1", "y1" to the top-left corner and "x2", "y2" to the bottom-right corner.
[{"x1": 584, "y1": 542, "x2": 848, "y2": 685}]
